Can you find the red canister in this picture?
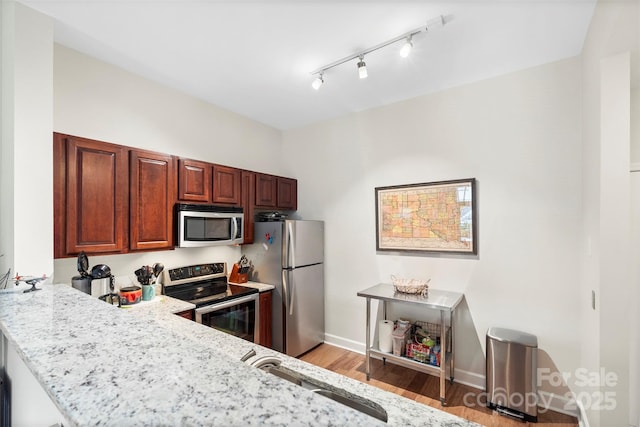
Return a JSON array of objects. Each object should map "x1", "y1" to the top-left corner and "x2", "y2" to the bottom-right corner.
[{"x1": 119, "y1": 286, "x2": 142, "y2": 305}]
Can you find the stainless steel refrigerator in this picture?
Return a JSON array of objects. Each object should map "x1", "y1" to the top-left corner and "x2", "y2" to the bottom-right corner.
[{"x1": 242, "y1": 220, "x2": 324, "y2": 357}]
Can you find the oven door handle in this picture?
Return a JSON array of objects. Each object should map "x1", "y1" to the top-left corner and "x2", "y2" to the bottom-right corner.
[{"x1": 195, "y1": 294, "x2": 258, "y2": 317}]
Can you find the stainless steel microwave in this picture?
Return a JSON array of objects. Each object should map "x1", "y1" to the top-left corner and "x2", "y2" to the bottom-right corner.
[{"x1": 176, "y1": 204, "x2": 244, "y2": 247}]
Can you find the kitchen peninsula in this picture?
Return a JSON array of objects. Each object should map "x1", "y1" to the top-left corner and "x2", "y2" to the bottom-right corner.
[{"x1": 0, "y1": 284, "x2": 478, "y2": 426}]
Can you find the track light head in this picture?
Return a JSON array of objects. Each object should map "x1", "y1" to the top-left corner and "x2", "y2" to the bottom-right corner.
[
  {"x1": 357, "y1": 57, "x2": 368, "y2": 79},
  {"x1": 399, "y1": 37, "x2": 413, "y2": 58},
  {"x1": 311, "y1": 73, "x2": 324, "y2": 90}
]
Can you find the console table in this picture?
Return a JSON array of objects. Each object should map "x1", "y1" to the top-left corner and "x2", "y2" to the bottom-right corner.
[{"x1": 357, "y1": 284, "x2": 464, "y2": 405}]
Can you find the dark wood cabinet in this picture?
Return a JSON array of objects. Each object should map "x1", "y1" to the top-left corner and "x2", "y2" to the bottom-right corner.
[
  {"x1": 57, "y1": 134, "x2": 129, "y2": 255},
  {"x1": 129, "y1": 149, "x2": 176, "y2": 251},
  {"x1": 277, "y1": 177, "x2": 298, "y2": 210},
  {"x1": 255, "y1": 173, "x2": 298, "y2": 210},
  {"x1": 255, "y1": 173, "x2": 277, "y2": 208},
  {"x1": 241, "y1": 171, "x2": 255, "y2": 244},
  {"x1": 53, "y1": 132, "x2": 297, "y2": 258},
  {"x1": 178, "y1": 158, "x2": 211, "y2": 202},
  {"x1": 259, "y1": 290, "x2": 273, "y2": 348},
  {"x1": 175, "y1": 309, "x2": 194, "y2": 321},
  {"x1": 212, "y1": 165, "x2": 241, "y2": 205}
]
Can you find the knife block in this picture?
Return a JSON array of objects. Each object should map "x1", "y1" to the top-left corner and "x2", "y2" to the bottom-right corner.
[{"x1": 228, "y1": 263, "x2": 248, "y2": 284}]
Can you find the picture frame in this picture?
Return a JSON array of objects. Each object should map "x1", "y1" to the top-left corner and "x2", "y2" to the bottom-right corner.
[{"x1": 375, "y1": 178, "x2": 477, "y2": 254}]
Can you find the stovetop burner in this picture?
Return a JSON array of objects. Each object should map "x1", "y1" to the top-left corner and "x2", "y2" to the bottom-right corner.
[{"x1": 162, "y1": 262, "x2": 257, "y2": 307}]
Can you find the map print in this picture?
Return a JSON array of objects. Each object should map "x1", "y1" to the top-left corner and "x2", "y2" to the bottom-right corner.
[{"x1": 377, "y1": 182, "x2": 473, "y2": 252}]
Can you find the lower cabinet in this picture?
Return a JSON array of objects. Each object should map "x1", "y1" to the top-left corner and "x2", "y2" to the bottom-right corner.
[
  {"x1": 259, "y1": 290, "x2": 273, "y2": 348},
  {"x1": 175, "y1": 309, "x2": 194, "y2": 321}
]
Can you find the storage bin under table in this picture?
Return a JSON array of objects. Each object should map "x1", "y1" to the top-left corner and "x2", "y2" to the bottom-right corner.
[{"x1": 357, "y1": 284, "x2": 464, "y2": 405}]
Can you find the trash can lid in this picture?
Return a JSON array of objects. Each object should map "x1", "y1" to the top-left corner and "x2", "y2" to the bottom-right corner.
[{"x1": 487, "y1": 327, "x2": 538, "y2": 348}]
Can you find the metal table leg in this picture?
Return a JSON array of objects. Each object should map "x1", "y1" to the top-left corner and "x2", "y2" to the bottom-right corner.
[
  {"x1": 439, "y1": 310, "x2": 446, "y2": 405},
  {"x1": 450, "y1": 310, "x2": 454, "y2": 383},
  {"x1": 365, "y1": 297, "x2": 371, "y2": 381}
]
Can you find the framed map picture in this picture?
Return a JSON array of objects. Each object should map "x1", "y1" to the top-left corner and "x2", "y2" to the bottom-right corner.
[{"x1": 375, "y1": 178, "x2": 477, "y2": 254}]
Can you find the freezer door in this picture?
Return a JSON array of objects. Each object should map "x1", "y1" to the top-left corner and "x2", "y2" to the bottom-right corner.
[
  {"x1": 283, "y1": 220, "x2": 324, "y2": 268},
  {"x1": 283, "y1": 263, "x2": 325, "y2": 357}
]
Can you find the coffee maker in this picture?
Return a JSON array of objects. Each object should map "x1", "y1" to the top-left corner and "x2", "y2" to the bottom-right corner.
[{"x1": 71, "y1": 252, "x2": 118, "y2": 304}]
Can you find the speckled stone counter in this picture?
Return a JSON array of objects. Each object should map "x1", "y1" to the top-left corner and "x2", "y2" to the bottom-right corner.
[
  {"x1": 234, "y1": 280, "x2": 275, "y2": 292},
  {"x1": 0, "y1": 284, "x2": 479, "y2": 426}
]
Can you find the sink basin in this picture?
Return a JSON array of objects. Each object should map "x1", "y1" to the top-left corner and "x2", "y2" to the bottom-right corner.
[{"x1": 265, "y1": 366, "x2": 388, "y2": 423}]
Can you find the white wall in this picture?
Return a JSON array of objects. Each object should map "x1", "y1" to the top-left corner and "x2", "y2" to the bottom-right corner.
[
  {"x1": 52, "y1": 45, "x2": 285, "y2": 285},
  {"x1": 0, "y1": 1, "x2": 53, "y2": 280},
  {"x1": 282, "y1": 57, "x2": 583, "y2": 399},
  {"x1": 580, "y1": 1, "x2": 639, "y2": 425}
]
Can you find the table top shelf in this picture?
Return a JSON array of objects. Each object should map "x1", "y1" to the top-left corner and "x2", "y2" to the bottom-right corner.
[{"x1": 357, "y1": 283, "x2": 463, "y2": 312}]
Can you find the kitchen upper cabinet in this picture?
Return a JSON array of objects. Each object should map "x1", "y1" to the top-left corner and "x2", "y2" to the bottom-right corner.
[
  {"x1": 56, "y1": 134, "x2": 129, "y2": 256},
  {"x1": 259, "y1": 290, "x2": 273, "y2": 348},
  {"x1": 212, "y1": 165, "x2": 241, "y2": 205},
  {"x1": 241, "y1": 171, "x2": 255, "y2": 244},
  {"x1": 255, "y1": 173, "x2": 277, "y2": 208},
  {"x1": 277, "y1": 177, "x2": 297, "y2": 210},
  {"x1": 255, "y1": 173, "x2": 298, "y2": 210},
  {"x1": 178, "y1": 158, "x2": 211, "y2": 202},
  {"x1": 129, "y1": 149, "x2": 176, "y2": 251}
]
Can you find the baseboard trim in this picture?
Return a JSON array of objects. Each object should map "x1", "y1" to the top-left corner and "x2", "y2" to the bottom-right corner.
[
  {"x1": 324, "y1": 333, "x2": 366, "y2": 355},
  {"x1": 323, "y1": 334, "x2": 580, "y2": 419}
]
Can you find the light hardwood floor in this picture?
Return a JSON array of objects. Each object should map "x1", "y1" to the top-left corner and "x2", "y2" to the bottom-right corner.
[{"x1": 300, "y1": 344, "x2": 578, "y2": 427}]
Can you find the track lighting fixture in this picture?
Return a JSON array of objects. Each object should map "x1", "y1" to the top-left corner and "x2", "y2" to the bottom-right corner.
[
  {"x1": 311, "y1": 73, "x2": 324, "y2": 90},
  {"x1": 309, "y1": 14, "x2": 447, "y2": 89},
  {"x1": 357, "y1": 57, "x2": 368, "y2": 79},
  {"x1": 399, "y1": 36, "x2": 413, "y2": 58}
]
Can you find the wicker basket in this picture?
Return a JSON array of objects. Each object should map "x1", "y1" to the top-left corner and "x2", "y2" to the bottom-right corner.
[{"x1": 391, "y1": 275, "x2": 430, "y2": 296}]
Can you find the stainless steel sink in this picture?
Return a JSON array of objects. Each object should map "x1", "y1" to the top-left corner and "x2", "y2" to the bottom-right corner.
[{"x1": 265, "y1": 365, "x2": 388, "y2": 423}]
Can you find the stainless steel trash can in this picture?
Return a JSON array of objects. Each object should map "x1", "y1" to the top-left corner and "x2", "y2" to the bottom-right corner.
[{"x1": 486, "y1": 327, "x2": 538, "y2": 422}]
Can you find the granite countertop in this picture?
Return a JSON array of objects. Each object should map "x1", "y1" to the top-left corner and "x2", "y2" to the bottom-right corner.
[
  {"x1": 234, "y1": 281, "x2": 275, "y2": 292},
  {"x1": 0, "y1": 284, "x2": 478, "y2": 427}
]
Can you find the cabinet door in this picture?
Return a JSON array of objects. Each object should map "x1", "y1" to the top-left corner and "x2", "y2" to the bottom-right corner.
[
  {"x1": 130, "y1": 149, "x2": 176, "y2": 251},
  {"x1": 241, "y1": 171, "x2": 255, "y2": 244},
  {"x1": 53, "y1": 134, "x2": 67, "y2": 258},
  {"x1": 277, "y1": 177, "x2": 297, "y2": 210},
  {"x1": 255, "y1": 173, "x2": 277, "y2": 207},
  {"x1": 259, "y1": 290, "x2": 273, "y2": 348},
  {"x1": 178, "y1": 158, "x2": 211, "y2": 202},
  {"x1": 175, "y1": 310, "x2": 194, "y2": 321},
  {"x1": 64, "y1": 135, "x2": 129, "y2": 255},
  {"x1": 212, "y1": 165, "x2": 241, "y2": 205}
]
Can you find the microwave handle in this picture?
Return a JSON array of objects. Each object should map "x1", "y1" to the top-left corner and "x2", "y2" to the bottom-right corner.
[{"x1": 232, "y1": 217, "x2": 239, "y2": 239}]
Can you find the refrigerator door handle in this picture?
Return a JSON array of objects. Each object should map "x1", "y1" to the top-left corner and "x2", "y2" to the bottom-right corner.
[
  {"x1": 282, "y1": 269, "x2": 295, "y2": 316},
  {"x1": 288, "y1": 221, "x2": 296, "y2": 268}
]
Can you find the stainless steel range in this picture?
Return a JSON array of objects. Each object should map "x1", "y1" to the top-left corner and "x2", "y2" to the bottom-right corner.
[{"x1": 162, "y1": 262, "x2": 259, "y2": 343}]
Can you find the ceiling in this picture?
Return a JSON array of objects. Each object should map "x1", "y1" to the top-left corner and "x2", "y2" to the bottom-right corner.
[{"x1": 20, "y1": 0, "x2": 596, "y2": 130}]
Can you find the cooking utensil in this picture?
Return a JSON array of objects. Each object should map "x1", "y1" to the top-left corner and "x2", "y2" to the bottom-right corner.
[
  {"x1": 119, "y1": 286, "x2": 142, "y2": 305},
  {"x1": 152, "y1": 263, "x2": 164, "y2": 282},
  {"x1": 134, "y1": 266, "x2": 153, "y2": 285}
]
